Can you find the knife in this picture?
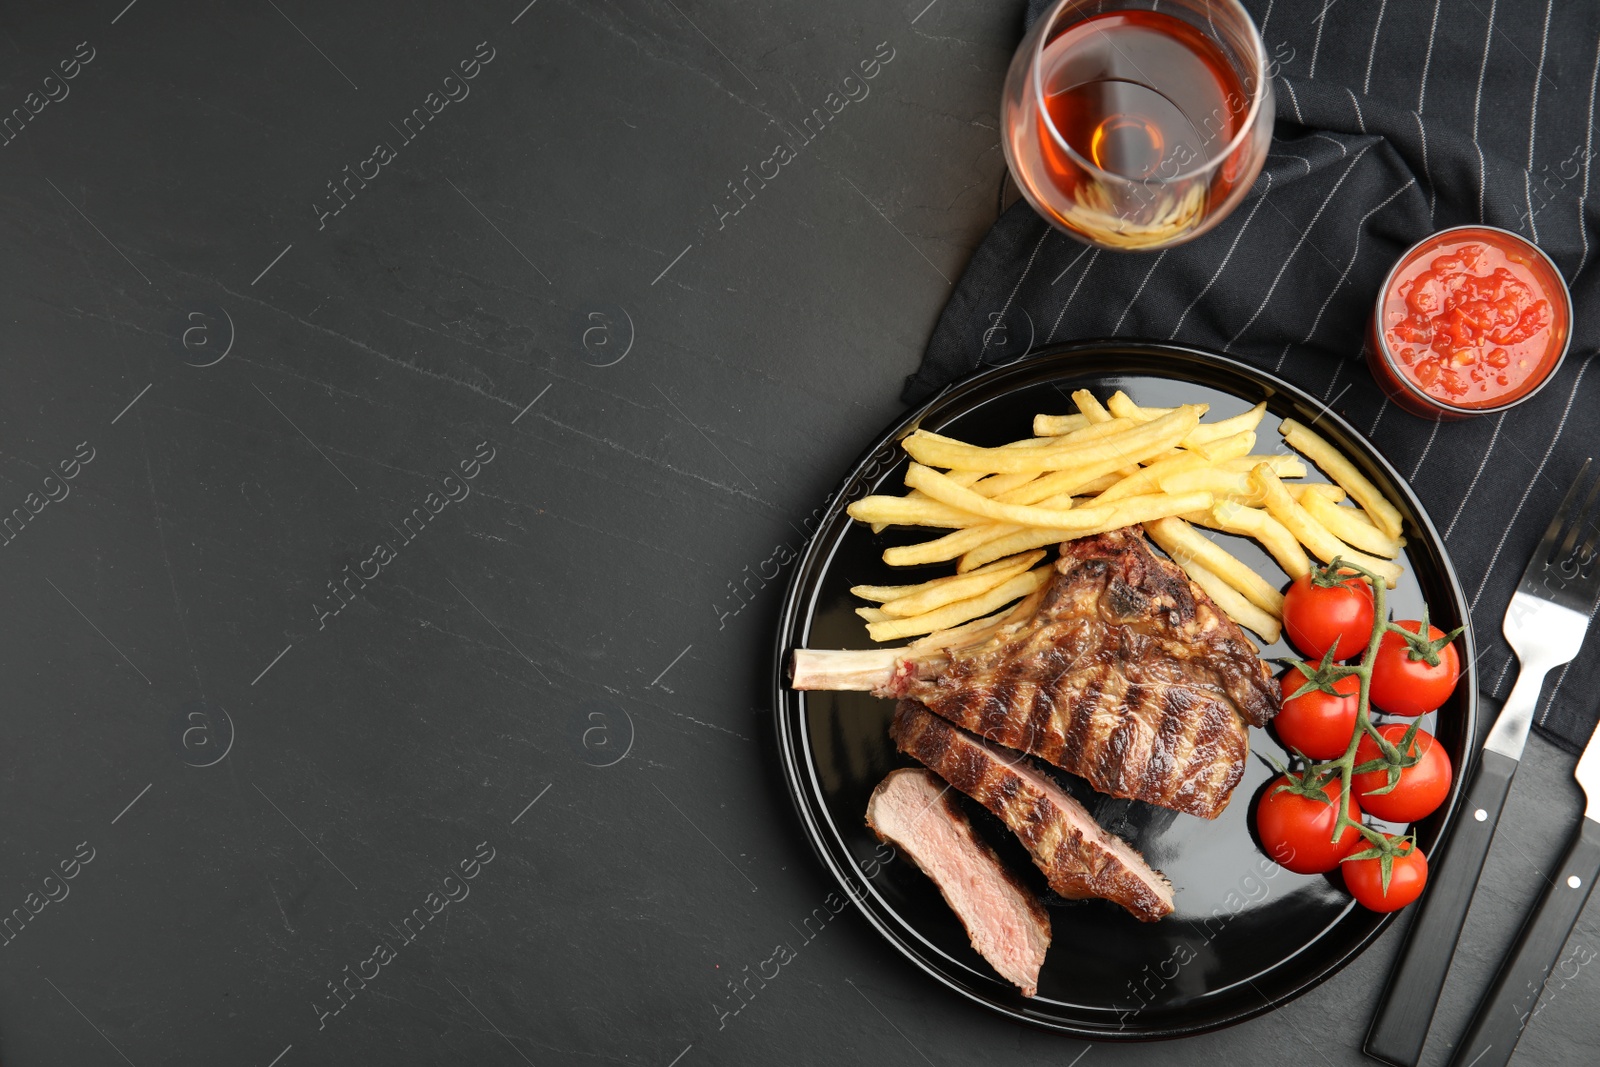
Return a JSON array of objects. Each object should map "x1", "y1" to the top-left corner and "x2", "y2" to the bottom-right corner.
[{"x1": 1445, "y1": 716, "x2": 1600, "y2": 1067}]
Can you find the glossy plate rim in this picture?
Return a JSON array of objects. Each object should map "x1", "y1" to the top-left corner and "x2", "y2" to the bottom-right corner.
[{"x1": 771, "y1": 339, "x2": 1478, "y2": 1040}]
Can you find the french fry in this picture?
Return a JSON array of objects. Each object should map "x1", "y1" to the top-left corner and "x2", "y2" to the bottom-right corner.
[
  {"x1": 1096, "y1": 451, "x2": 1210, "y2": 503},
  {"x1": 1074, "y1": 472, "x2": 1122, "y2": 494},
  {"x1": 1220, "y1": 455, "x2": 1308, "y2": 478},
  {"x1": 1158, "y1": 468, "x2": 1260, "y2": 499},
  {"x1": 1187, "y1": 429, "x2": 1258, "y2": 462},
  {"x1": 1073, "y1": 389, "x2": 1116, "y2": 424},
  {"x1": 874, "y1": 471, "x2": 990, "y2": 533},
  {"x1": 1105, "y1": 391, "x2": 1161, "y2": 421},
  {"x1": 1289, "y1": 482, "x2": 1349, "y2": 504},
  {"x1": 1032, "y1": 412, "x2": 1092, "y2": 436},
  {"x1": 1107, "y1": 393, "x2": 1264, "y2": 449},
  {"x1": 1211, "y1": 500, "x2": 1311, "y2": 580},
  {"x1": 882, "y1": 524, "x2": 1015, "y2": 567},
  {"x1": 971, "y1": 470, "x2": 1046, "y2": 498},
  {"x1": 847, "y1": 495, "x2": 987, "y2": 528},
  {"x1": 1252, "y1": 465, "x2": 1402, "y2": 587},
  {"x1": 850, "y1": 551, "x2": 1049, "y2": 601},
  {"x1": 1187, "y1": 402, "x2": 1267, "y2": 446},
  {"x1": 866, "y1": 566, "x2": 1053, "y2": 641},
  {"x1": 901, "y1": 405, "x2": 1204, "y2": 474},
  {"x1": 1168, "y1": 555, "x2": 1281, "y2": 644},
  {"x1": 1300, "y1": 491, "x2": 1406, "y2": 559},
  {"x1": 908, "y1": 584, "x2": 1050, "y2": 653},
  {"x1": 1145, "y1": 516, "x2": 1285, "y2": 615},
  {"x1": 855, "y1": 606, "x2": 891, "y2": 623},
  {"x1": 957, "y1": 491, "x2": 1215, "y2": 571},
  {"x1": 879, "y1": 551, "x2": 1046, "y2": 617},
  {"x1": 912, "y1": 463, "x2": 1209, "y2": 536},
  {"x1": 992, "y1": 468, "x2": 1113, "y2": 506},
  {"x1": 1279, "y1": 418, "x2": 1405, "y2": 538}
]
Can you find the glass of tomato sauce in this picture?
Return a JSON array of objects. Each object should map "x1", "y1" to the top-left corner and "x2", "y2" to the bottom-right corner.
[{"x1": 1367, "y1": 226, "x2": 1570, "y2": 420}]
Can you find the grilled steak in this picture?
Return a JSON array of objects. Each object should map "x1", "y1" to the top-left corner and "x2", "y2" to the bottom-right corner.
[
  {"x1": 896, "y1": 527, "x2": 1277, "y2": 819},
  {"x1": 891, "y1": 701, "x2": 1175, "y2": 923},
  {"x1": 865, "y1": 769, "x2": 1051, "y2": 996}
]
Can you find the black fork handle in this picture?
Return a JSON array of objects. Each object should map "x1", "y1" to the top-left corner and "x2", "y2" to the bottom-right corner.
[
  {"x1": 1447, "y1": 817, "x2": 1600, "y2": 1067},
  {"x1": 1364, "y1": 749, "x2": 1520, "y2": 1067}
]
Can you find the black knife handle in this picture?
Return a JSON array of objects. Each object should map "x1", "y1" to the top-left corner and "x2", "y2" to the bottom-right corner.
[
  {"x1": 1447, "y1": 817, "x2": 1600, "y2": 1067},
  {"x1": 1365, "y1": 748, "x2": 1520, "y2": 1067}
]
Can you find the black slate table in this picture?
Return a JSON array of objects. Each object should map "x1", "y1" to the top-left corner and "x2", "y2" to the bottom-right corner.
[{"x1": 0, "y1": 2, "x2": 1593, "y2": 1065}]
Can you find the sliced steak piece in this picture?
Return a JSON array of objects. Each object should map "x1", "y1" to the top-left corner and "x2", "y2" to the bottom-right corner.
[
  {"x1": 892, "y1": 701, "x2": 1174, "y2": 923},
  {"x1": 899, "y1": 526, "x2": 1277, "y2": 819},
  {"x1": 865, "y1": 768, "x2": 1051, "y2": 996}
]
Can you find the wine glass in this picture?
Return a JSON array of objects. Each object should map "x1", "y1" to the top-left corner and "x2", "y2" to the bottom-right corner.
[{"x1": 1001, "y1": 0, "x2": 1274, "y2": 251}]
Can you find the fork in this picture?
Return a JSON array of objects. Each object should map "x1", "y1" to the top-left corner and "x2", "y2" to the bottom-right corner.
[{"x1": 1366, "y1": 458, "x2": 1600, "y2": 1067}]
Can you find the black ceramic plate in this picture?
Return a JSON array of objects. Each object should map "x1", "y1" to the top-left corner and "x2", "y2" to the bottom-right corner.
[{"x1": 772, "y1": 340, "x2": 1478, "y2": 1039}]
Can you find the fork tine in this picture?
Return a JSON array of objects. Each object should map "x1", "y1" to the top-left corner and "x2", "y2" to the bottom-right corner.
[
  {"x1": 1542, "y1": 458, "x2": 1594, "y2": 567},
  {"x1": 1555, "y1": 460, "x2": 1600, "y2": 565},
  {"x1": 1573, "y1": 468, "x2": 1600, "y2": 572}
]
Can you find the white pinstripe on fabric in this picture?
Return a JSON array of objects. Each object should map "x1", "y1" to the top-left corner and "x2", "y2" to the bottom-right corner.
[
  {"x1": 1417, "y1": 0, "x2": 1443, "y2": 220},
  {"x1": 1468, "y1": 358, "x2": 1595, "y2": 614},
  {"x1": 1414, "y1": 111, "x2": 1436, "y2": 222},
  {"x1": 1308, "y1": 0, "x2": 1335, "y2": 79},
  {"x1": 1368, "y1": 396, "x2": 1390, "y2": 436},
  {"x1": 1578, "y1": 35, "x2": 1600, "y2": 278},
  {"x1": 980, "y1": 224, "x2": 1050, "y2": 362},
  {"x1": 1523, "y1": 0, "x2": 1554, "y2": 242},
  {"x1": 1168, "y1": 174, "x2": 1275, "y2": 339},
  {"x1": 1282, "y1": 77, "x2": 1306, "y2": 123},
  {"x1": 1417, "y1": 0, "x2": 1441, "y2": 113},
  {"x1": 1312, "y1": 132, "x2": 1349, "y2": 158},
  {"x1": 1113, "y1": 250, "x2": 1168, "y2": 335},
  {"x1": 1259, "y1": 0, "x2": 1277, "y2": 39},
  {"x1": 1045, "y1": 249, "x2": 1100, "y2": 344},
  {"x1": 1443, "y1": 412, "x2": 1507, "y2": 540},
  {"x1": 1273, "y1": 178, "x2": 1414, "y2": 369},
  {"x1": 1226, "y1": 145, "x2": 1372, "y2": 353},
  {"x1": 1268, "y1": 152, "x2": 1313, "y2": 176},
  {"x1": 1471, "y1": 0, "x2": 1498, "y2": 222},
  {"x1": 1049, "y1": 243, "x2": 1091, "y2": 286},
  {"x1": 1362, "y1": 0, "x2": 1388, "y2": 95},
  {"x1": 1409, "y1": 417, "x2": 1441, "y2": 481},
  {"x1": 1345, "y1": 87, "x2": 1366, "y2": 133}
]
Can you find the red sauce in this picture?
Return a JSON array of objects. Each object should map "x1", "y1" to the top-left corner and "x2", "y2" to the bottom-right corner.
[{"x1": 1378, "y1": 231, "x2": 1566, "y2": 411}]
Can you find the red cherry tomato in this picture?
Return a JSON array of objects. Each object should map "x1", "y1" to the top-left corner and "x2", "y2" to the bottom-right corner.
[
  {"x1": 1370, "y1": 621, "x2": 1461, "y2": 716},
  {"x1": 1257, "y1": 777, "x2": 1364, "y2": 875},
  {"x1": 1275, "y1": 671, "x2": 1361, "y2": 759},
  {"x1": 1352, "y1": 724, "x2": 1453, "y2": 823},
  {"x1": 1342, "y1": 834, "x2": 1428, "y2": 912},
  {"x1": 1283, "y1": 573, "x2": 1375, "y2": 661}
]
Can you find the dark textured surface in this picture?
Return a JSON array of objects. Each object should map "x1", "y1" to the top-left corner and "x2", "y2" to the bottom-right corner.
[{"x1": 0, "y1": 2, "x2": 1592, "y2": 1065}]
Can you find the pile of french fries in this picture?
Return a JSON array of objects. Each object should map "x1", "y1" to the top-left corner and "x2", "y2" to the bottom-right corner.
[{"x1": 846, "y1": 389, "x2": 1407, "y2": 647}]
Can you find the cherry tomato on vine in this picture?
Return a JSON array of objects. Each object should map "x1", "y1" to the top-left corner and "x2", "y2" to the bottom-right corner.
[
  {"x1": 1257, "y1": 777, "x2": 1364, "y2": 874},
  {"x1": 1352, "y1": 724, "x2": 1452, "y2": 823},
  {"x1": 1342, "y1": 834, "x2": 1428, "y2": 912},
  {"x1": 1370, "y1": 618, "x2": 1462, "y2": 716},
  {"x1": 1283, "y1": 571, "x2": 1375, "y2": 661},
  {"x1": 1275, "y1": 670, "x2": 1361, "y2": 759}
]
